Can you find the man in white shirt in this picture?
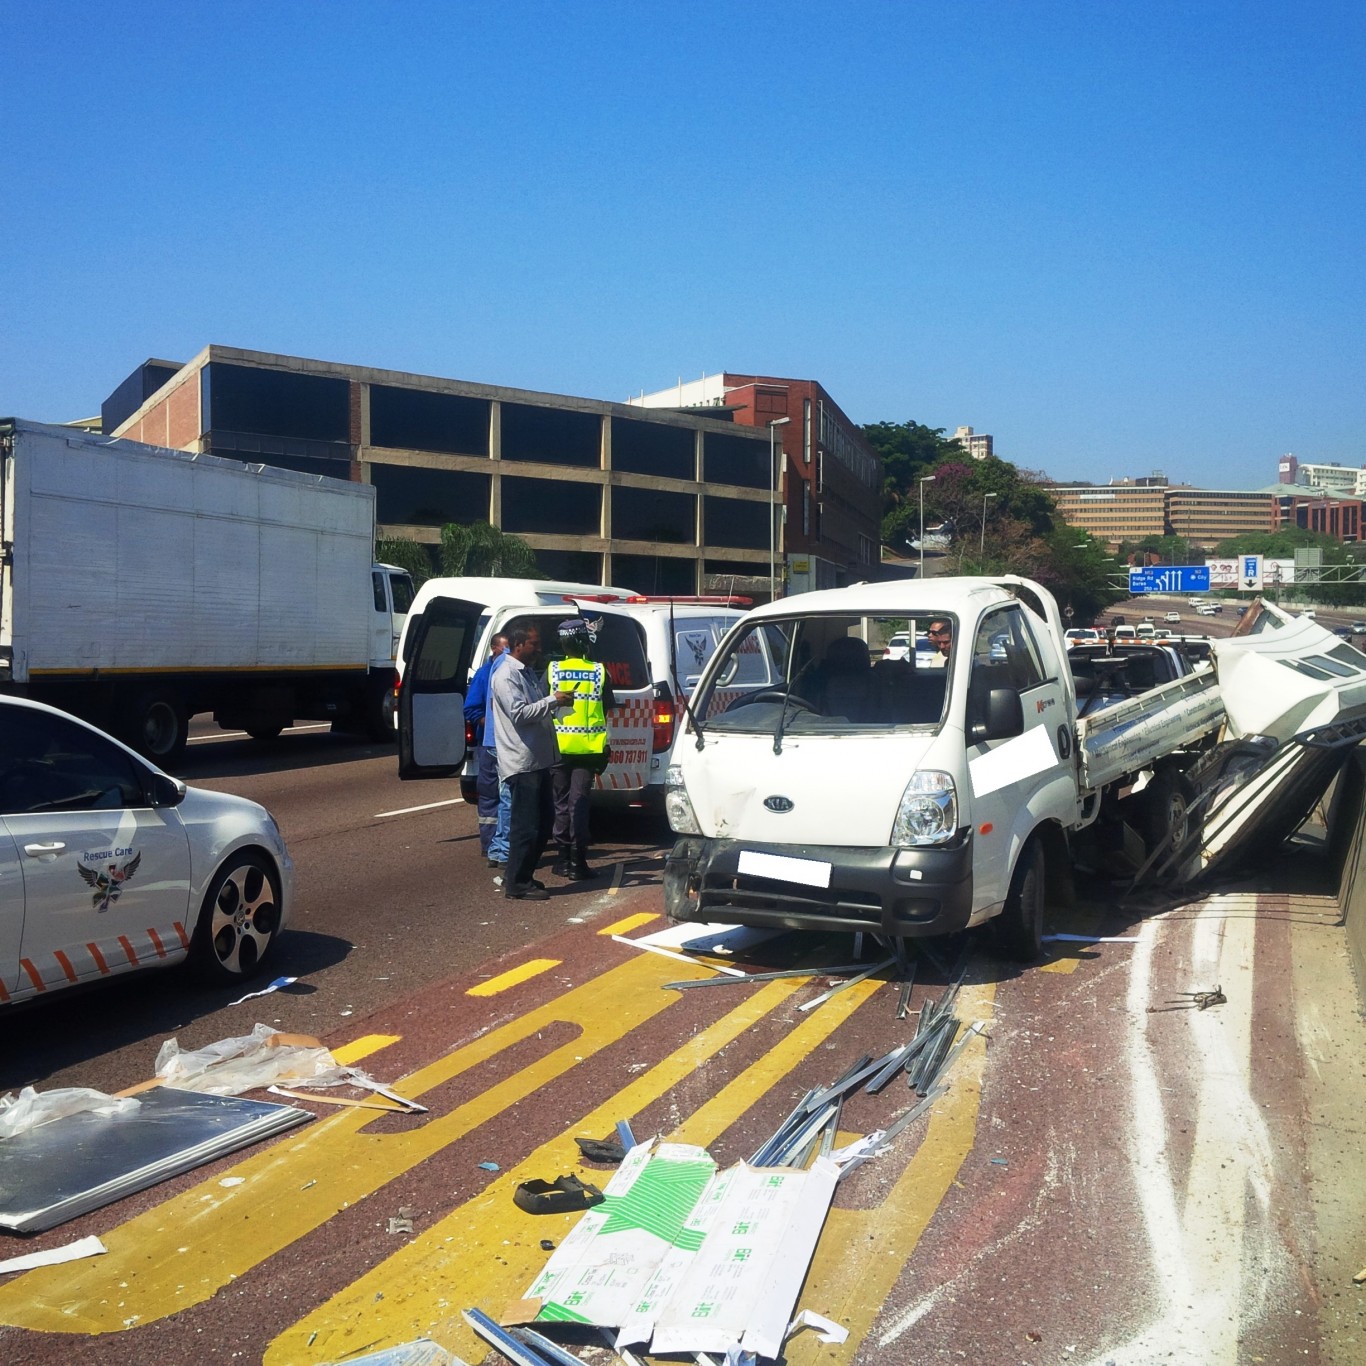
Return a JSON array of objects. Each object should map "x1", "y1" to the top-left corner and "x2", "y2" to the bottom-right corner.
[{"x1": 924, "y1": 619, "x2": 953, "y2": 669}]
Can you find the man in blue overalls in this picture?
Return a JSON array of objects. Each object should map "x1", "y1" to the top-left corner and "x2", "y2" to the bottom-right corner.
[{"x1": 549, "y1": 617, "x2": 615, "y2": 881}]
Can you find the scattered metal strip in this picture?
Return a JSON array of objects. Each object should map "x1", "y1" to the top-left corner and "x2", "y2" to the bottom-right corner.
[
  {"x1": 516, "y1": 1327, "x2": 589, "y2": 1366},
  {"x1": 804, "y1": 1053, "x2": 883, "y2": 1111},
  {"x1": 915, "y1": 1019, "x2": 961, "y2": 1096},
  {"x1": 909, "y1": 1016, "x2": 957, "y2": 1092},
  {"x1": 463, "y1": 1308, "x2": 553, "y2": 1366},
  {"x1": 749, "y1": 1088, "x2": 821, "y2": 1165},
  {"x1": 864, "y1": 1038, "x2": 924, "y2": 1096},
  {"x1": 835, "y1": 1087, "x2": 948, "y2": 1181},
  {"x1": 796, "y1": 956, "x2": 897, "y2": 1013},
  {"x1": 660, "y1": 963, "x2": 867, "y2": 990},
  {"x1": 769, "y1": 1102, "x2": 839, "y2": 1167},
  {"x1": 895, "y1": 962, "x2": 917, "y2": 1020}
]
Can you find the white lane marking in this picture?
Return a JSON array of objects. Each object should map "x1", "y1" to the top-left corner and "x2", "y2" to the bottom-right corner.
[
  {"x1": 373, "y1": 798, "x2": 465, "y2": 818},
  {"x1": 189, "y1": 723, "x2": 333, "y2": 745},
  {"x1": 1089, "y1": 896, "x2": 1276, "y2": 1366}
]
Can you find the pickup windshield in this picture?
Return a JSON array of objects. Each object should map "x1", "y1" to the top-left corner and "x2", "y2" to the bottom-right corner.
[{"x1": 695, "y1": 613, "x2": 955, "y2": 733}]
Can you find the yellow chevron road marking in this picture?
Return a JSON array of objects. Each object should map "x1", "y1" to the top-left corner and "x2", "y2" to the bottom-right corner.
[
  {"x1": 598, "y1": 911, "x2": 657, "y2": 935},
  {"x1": 786, "y1": 981, "x2": 997, "y2": 1362},
  {"x1": 467, "y1": 958, "x2": 560, "y2": 996},
  {"x1": 332, "y1": 1034, "x2": 402, "y2": 1064},
  {"x1": 0, "y1": 951, "x2": 704, "y2": 1333},
  {"x1": 267, "y1": 976, "x2": 884, "y2": 1364}
]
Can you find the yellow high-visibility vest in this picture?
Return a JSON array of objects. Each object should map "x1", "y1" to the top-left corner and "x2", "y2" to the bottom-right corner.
[{"x1": 549, "y1": 657, "x2": 608, "y2": 756}]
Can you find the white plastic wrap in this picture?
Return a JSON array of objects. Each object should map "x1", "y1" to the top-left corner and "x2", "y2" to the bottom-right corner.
[
  {"x1": 154, "y1": 1023, "x2": 355, "y2": 1096},
  {"x1": 0, "y1": 1087, "x2": 140, "y2": 1140}
]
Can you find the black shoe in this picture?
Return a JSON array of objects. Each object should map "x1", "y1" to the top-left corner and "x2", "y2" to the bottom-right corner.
[
  {"x1": 574, "y1": 862, "x2": 597, "y2": 880},
  {"x1": 487, "y1": 857, "x2": 504, "y2": 868},
  {"x1": 551, "y1": 861, "x2": 573, "y2": 878},
  {"x1": 529, "y1": 878, "x2": 546, "y2": 890},
  {"x1": 562, "y1": 866, "x2": 590, "y2": 882},
  {"x1": 504, "y1": 884, "x2": 549, "y2": 901}
]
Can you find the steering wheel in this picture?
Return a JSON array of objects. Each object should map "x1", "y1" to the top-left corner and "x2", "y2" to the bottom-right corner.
[{"x1": 741, "y1": 688, "x2": 817, "y2": 712}]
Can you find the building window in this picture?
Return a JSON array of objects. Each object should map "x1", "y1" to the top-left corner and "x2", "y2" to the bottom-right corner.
[
  {"x1": 370, "y1": 386, "x2": 489, "y2": 456},
  {"x1": 611, "y1": 554, "x2": 697, "y2": 595},
  {"x1": 803, "y1": 398, "x2": 811, "y2": 465},
  {"x1": 755, "y1": 388, "x2": 788, "y2": 416},
  {"x1": 703, "y1": 495, "x2": 767, "y2": 550},
  {"x1": 202, "y1": 363, "x2": 349, "y2": 442},
  {"x1": 371, "y1": 463, "x2": 490, "y2": 526},
  {"x1": 802, "y1": 483, "x2": 810, "y2": 536},
  {"x1": 501, "y1": 403, "x2": 600, "y2": 467},
  {"x1": 611, "y1": 417, "x2": 695, "y2": 480},
  {"x1": 536, "y1": 550, "x2": 605, "y2": 581},
  {"x1": 703, "y1": 431, "x2": 768, "y2": 490},
  {"x1": 502, "y1": 475, "x2": 601, "y2": 535},
  {"x1": 611, "y1": 486, "x2": 696, "y2": 544}
]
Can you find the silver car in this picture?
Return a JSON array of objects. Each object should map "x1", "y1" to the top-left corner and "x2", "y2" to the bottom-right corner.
[{"x1": 0, "y1": 696, "x2": 293, "y2": 1006}]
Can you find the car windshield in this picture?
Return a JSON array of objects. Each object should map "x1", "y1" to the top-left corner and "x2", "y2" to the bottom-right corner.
[{"x1": 694, "y1": 613, "x2": 955, "y2": 734}]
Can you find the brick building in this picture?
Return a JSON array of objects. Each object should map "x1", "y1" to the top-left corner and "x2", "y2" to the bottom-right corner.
[{"x1": 628, "y1": 373, "x2": 883, "y2": 593}]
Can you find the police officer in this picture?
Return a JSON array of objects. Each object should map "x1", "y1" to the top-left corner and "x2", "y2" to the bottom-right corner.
[{"x1": 549, "y1": 617, "x2": 615, "y2": 881}]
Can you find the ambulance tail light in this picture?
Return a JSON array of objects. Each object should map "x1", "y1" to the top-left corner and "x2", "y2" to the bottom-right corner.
[
  {"x1": 652, "y1": 681, "x2": 676, "y2": 753},
  {"x1": 465, "y1": 719, "x2": 477, "y2": 748}
]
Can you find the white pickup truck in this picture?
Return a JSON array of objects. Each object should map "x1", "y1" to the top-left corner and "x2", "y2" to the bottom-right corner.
[{"x1": 663, "y1": 576, "x2": 1225, "y2": 958}]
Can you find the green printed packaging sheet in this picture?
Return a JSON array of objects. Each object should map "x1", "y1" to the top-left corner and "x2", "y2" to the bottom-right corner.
[
  {"x1": 526, "y1": 1141, "x2": 840, "y2": 1360},
  {"x1": 527, "y1": 1141, "x2": 717, "y2": 1330}
]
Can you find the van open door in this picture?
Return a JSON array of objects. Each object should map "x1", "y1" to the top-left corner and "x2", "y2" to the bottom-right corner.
[{"x1": 398, "y1": 595, "x2": 483, "y2": 779}]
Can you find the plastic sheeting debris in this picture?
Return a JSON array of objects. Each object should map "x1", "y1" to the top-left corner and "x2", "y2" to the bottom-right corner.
[
  {"x1": 0, "y1": 1235, "x2": 107, "y2": 1274},
  {"x1": 0, "y1": 1086, "x2": 140, "y2": 1140}
]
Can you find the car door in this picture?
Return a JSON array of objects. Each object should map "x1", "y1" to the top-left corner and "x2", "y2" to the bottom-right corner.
[
  {"x1": 963, "y1": 605, "x2": 1071, "y2": 912},
  {"x1": 0, "y1": 707, "x2": 190, "y2": 999},
  {"x1": 0, "y1": 826, "x2": 22, "y2": 997},
  {"x1": 398, "y1": 593, "x2": 484, "y2": 778}
]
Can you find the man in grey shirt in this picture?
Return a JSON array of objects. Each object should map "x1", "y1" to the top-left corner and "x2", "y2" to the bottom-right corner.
[{"x1": 490, "y1": 624, "x2": 574, "y2": 900}]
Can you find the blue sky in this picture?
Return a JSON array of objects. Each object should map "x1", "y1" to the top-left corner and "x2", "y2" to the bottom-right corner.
[{"x1": 2, "y1": 1, "x2": 1361, "y2": 489}]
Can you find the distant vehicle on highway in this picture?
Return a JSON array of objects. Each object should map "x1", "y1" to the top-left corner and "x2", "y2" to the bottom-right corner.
[
  {"x1": 1164, "y1": 611, "x2": 1182, "y2": 623},
  {"x1": 1334, "y1": 626, "x2": 1355, "y2": 639},
  {"x1": 1353, "y1": 621, "x2": 1366, "y2": 633},
  {"x1": 1064, "y1": 628, "x2": 1100, "y2": 646}
]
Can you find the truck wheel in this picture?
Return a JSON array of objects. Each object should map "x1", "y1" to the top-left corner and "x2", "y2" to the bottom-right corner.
[
  {"x1": 365, "y1": 678, "x2": 398, "y2": 743},
  {"x1": 1140, "y1": 767, "x2": 1191, "y2": 857},
  {"x1": 190, "y1": 851, "x2": 281, "y2": 984},
  {"x1": 995, "y1": 840, "x2": 1045, "y2": 962},
  {"x1": 130, "y1": 690, "x2": 188, "y2": 767}
]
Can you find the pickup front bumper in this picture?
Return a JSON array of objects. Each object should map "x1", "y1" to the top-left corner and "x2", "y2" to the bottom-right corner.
[{"x1": 663, "y1": 835, "x2": 974, "y2": 939}]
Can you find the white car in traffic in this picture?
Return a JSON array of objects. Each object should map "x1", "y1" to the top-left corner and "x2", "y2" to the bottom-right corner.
[{"x1": 0, "y1": 696, "x2": 293, "y2": 1006}]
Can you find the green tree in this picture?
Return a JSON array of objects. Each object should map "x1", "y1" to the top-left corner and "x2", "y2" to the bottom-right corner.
[
  {"x1": 375, "y1": 537, "x2": 436, "y2": 588},
  {"x1": 862, "y1": 420, "x2": 965, "y2": 521},
  {"x1": 439, "y1": 521, "x2": 539, "y2": 577}
]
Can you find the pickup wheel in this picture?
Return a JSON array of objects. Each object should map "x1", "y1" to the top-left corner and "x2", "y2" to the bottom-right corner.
[
  {"x1": 1139, "y1": 766, "x2": 1191, "y2": 857},
  {"x1": 190, "y1": 851, "x2": 282, "y2": 984},
  {"x1": 995, "y1": 840, "x2": 1045, "y2": 962}
]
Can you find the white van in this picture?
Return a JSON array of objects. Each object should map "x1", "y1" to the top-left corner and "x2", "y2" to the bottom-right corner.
[
  {"x1": 609, "y1": 597, "x2": 753, "y2": 795},
  {"x1": 396, "y1": 578, "x2": 656, "y2": 801}
]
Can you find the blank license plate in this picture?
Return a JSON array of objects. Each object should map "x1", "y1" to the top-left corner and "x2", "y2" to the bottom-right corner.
[{"x1": 737, "y1": 850, "x2": 832, "y2": 888}]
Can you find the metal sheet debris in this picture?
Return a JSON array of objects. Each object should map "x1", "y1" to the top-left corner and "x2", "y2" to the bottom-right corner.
[{"x1": 0, "y1": 1086, "x2": 309, "y2": 1233}]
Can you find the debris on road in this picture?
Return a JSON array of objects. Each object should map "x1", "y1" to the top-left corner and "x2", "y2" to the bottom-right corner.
[
  {"x1": 0, "y1": 1087, "x2": 309, "y2": 1233},
  {"x1": 0, "y1": 1085, "x2": 140, "y2": 1139},
  {"x1": 573, "y1": 1135, "x2": 626, "y2": 1164},
  {"x1": 227, "y1": 973, "x2": 300, "y2": 1006},
  {"x1": 0, "y1": 1234, "x2": 107, "y2": 1275},
  {"x1": 387, "y1": 1208, "x2": 415, "y2": 1235},
  {"x1": 513, "y1": 1175, "x2": 605, "y2": 1215},
  {"x1": 478, "y1": 1161, "x2": 502, "y2": 1172}
]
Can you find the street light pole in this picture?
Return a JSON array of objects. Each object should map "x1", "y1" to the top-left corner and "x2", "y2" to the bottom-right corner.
[
  {"x1": 979, "y1": 491, "x2": 998, "y2": 557},
  {"x1": 919, "y1": 475, "x2": 936, "y2": 579},
  {"x1": 767, "y1": 417, "x2": 791, "y2": 601}
]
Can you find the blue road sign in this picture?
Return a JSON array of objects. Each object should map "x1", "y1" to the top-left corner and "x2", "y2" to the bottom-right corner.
[{"x1": 1128, "y1": 566, "x2": 1212, "y2": 594}]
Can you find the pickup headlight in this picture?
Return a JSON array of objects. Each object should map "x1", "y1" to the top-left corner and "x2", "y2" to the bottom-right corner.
[
  {"x1": 891, "y1": 771, "x2": 957, "y2": 847},
  {"x1": 664, "y1": 763, "x2": 701, "y2": 835}
]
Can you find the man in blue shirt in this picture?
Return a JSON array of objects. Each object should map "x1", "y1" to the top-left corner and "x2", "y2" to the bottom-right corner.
[{"x1": 463, "y1": 633, "x2": 509, "y2": 864}]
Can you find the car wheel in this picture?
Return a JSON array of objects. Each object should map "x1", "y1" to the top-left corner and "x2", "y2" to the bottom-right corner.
[
  {"x1": 191, "y1": 851, "x2": 281, "y2": 983},
  {"x1": 995, "y1": 839, "x2": 1045, "y2": 962}
]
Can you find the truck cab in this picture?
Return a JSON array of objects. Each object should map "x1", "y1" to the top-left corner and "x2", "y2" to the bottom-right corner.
[{"x1": 663, "y1": 577, "x2": 1082, "y2": 959}]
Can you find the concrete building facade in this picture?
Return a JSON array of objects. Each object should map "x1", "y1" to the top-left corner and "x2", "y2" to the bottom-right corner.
[
  {"x1": 951, "y1": 426, "x2": 993, "y2": 461},
  {"x1": 1052, "y1": 481, "x2": 1275, "y2": 550},
  {"x1": 627, "y1": 373, "x2": 882, "y2": 594},
  {"x1": 106, "y1": 347, "x2": 785, "y2": 596}
]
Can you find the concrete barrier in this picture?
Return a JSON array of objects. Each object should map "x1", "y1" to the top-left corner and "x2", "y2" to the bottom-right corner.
[{"x1": 1330, "y1": 749, "x2": 1366, "y2": 999}]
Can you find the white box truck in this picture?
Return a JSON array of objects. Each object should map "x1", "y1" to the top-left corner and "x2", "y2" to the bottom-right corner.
[
  {"x1": 662, "y1": 575, "x2": 1226, "y2": 959},
  {"x1": 1, "y1": 418, "x2": 412, "y2": 764}
]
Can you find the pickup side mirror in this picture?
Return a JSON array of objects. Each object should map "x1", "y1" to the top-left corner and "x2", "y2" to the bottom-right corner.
[{"x1": 982, "y1": 688, "x2": 1024, "y2": 742}]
